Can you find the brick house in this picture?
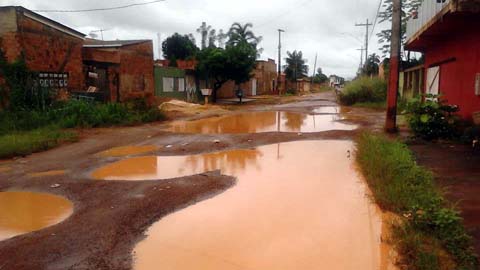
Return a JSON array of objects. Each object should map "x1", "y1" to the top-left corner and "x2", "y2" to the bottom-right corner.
[
  {"x1": 216, "y1": 59, "x2": 278, "y2": 99},
  {"x1": 82, "y1": 39, "x2": 154, "y2": 102},
  {"x1": 405, "y1": 0, "x2": 480, "y2": 120},
  {"x1": 0, "y1": 6, "x2": 85, "y2": 93}
]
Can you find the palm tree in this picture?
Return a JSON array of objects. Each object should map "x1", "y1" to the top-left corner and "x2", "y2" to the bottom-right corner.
[
  {"x1": 227, "y1": 23, "x2": 262, "y2": 47},
  {"x1": 196, "y1": 22, "x2": 212, "y2": 50},
  {"x1": 284, "y1": 50, "x2": 308, "y2": 82},
  {"x1": 363, "y1": 53, "x2": 381, "y2": 76}
]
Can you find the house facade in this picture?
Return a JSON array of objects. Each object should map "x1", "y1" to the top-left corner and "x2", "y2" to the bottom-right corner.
[
  {"x1": 216, "y1": 59, "x2": 278, "y2": 98},
  {"x1": 405, "y1": 0, "x2": 480, "y2": 120},
  {"x1": 82, "y1": 39, "x2": 155, "y2": 103},
  {"x1": 0, "y1": 6, "x2": 85, "y2": 93}
]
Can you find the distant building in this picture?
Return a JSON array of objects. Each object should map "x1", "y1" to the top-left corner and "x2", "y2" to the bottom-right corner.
[
  {"x1": 405, "y1": 0, "x2": 480, "y2": 120},
  {"x1": 82, "y1": 39, "x2": 155, "y2": 102},
  {"x1": 216, "y1": 59, "x2": 278, "y2": 98},
  {"x1": 329, "y1": 75, "x2": 345, "y2": 88},
  {"x1": 0, "y1": 6, "x2": 85, "y2": 93}
]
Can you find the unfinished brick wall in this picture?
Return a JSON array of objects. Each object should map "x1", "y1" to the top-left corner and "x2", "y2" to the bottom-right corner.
[
  {"x1": 118, "y1": 42, "x2": 154, "y2": 102},
  {"x1": 0, "y1": 7, "x2": 84, "y2": 92}
]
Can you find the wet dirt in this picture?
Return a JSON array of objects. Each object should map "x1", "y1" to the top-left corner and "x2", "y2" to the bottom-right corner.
[
  {"x1": 166, "y1": 111, "x2": 357, "y2": 134},
  {"x1": 97, "y1": 145, "x2": 158, "y2": 157},
  {"x1": 28, "y1": 170, "x2": 66, "y2": 178},
  {"x1": 0, "y1": 166, "x2": 12, "y2": 173},
  {"x1": 0, "y1": 191, "x2": 73, "y2": 241},
  {"x1": 120, "y1": 141, "x2": 384, "y2": 270},
  {"x1": 312, "y1": 106, "x2": 341, "y2": 114}
]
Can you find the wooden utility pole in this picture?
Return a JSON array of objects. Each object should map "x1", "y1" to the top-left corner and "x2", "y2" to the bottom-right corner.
[
  {"x1": 277, "y1": 29, "x2": 285, "y2": 96},
  {"x1": 357, "y1": 47, "x2": 366, "y2": 73},
  {"x1": 355, "y1": 19, "x2": 373, "y2": 65},
  {"x1": 386, "y1": 0, "x2": 402, "y2": 132}
]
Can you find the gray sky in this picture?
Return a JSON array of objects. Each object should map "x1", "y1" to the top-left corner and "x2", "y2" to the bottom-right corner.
[{"x1": 3, "y1": 0, "x2": 389, "y2": 78}]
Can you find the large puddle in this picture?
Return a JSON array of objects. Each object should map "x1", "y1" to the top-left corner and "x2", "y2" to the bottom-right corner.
[
  {"x1": 94, "y1": 141, "x2": 382, "y2": 269},
  {"x1": 166, "y1": 111, "x2": 356, "y2": 134},
  {"x1": 0, "y1": 191, "x2": 73, "y2": 241}
]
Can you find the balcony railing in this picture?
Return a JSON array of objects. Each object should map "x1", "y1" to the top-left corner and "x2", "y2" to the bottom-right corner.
[{"x1": 406, "y1": 0, "x2": 451, "y2": 42}]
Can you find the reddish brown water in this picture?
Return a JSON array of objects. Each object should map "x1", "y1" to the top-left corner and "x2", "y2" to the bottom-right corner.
[
  {"x1": 166, "y1": 111, "x2": 356, "y2": 134},
  {"x1": 94, "y1": 141, "x2": 382, "y2": 269},
  {"x1": 97, "y1": 145, "x2": 158, "y2": 157},
  {"x1": 0, "y1": 192, "x2": 73, "y2": 241},
  {"x1": 28, "y1": 170, "x2": 66, "y2": 178}
]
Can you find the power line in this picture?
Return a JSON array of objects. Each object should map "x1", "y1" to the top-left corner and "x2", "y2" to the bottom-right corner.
[
  {"x1": 368, "y1": 0, "x2": 383, "y2": 44},
  {"x1": 32, "y1": 0, "x2": 166, "y2": 13},
  {"x1": 257, "y1": 0, "x2": 314, "y2": 28}
]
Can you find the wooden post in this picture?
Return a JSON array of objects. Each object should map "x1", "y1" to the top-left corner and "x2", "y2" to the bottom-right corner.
[{"x1": 386, "y1": 0, "x2": 402, "y2": 133}]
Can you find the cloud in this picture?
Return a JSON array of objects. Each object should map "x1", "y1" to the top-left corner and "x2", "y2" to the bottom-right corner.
[{"x1": 3, "y1": 0, "x2": 387, "y2": 78}]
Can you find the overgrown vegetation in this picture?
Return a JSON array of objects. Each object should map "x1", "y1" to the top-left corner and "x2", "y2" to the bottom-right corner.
[
  {"x1": 356, "y1": 133, "x2": 478, "y2": 269},
  {"x1": 338, "y1": 76, "x2": 387, "y2": 106},
  {"x1": 405, "y1": 96, "x2": 461, "y2": 140},
  {"x1": 0, "y1": 127, "x2": 78, "y2": 158}
]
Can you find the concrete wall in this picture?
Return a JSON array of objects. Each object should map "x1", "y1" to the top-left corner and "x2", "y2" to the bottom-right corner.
[{"x1": 0, "y1": 7, "x2": 84, "y2": 91}]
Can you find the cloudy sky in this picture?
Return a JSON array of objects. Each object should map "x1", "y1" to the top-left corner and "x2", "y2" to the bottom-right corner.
[{"x1": 3, "y1": 0, "x2": 389, "y2": 78}]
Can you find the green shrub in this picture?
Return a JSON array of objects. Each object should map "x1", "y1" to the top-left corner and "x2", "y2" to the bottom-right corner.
[
  {"x1": 0, "y1": 126, "x2": 78, "y2": 158},
  {"x1": 356, "y1": 133, "x2": 478, "y2": 269},
  {"x1": 405, "y1": 96, "x2": 461, "y2": 140},
  {"x1": 338, "y1": 76, "x2": 387, "y2": 106}
]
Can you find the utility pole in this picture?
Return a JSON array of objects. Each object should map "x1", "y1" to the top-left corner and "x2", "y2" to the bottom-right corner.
[
  {"x1": 357, "y1": 47, "x2": 366, "y2": 73},
  {"x1": 386, "y1": 0, "x2": 402, "y2": 132},
  {"x1": 311, "y1": 53, "x2": 318, "y2": 84},
  {"x1": 277, "y1": 29, "x2": 285, "y2": 96},
  {"x1": 355, "y1": 19, "x2": 372, "y2": 66}
]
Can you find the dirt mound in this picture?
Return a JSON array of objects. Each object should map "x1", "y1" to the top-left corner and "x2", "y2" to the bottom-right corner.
[{"x1": 159, "y1": 100, "x2": 229, "y2": 119}]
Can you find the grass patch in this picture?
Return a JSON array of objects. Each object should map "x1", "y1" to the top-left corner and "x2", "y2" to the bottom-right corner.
[
  {"x1": 339, "y1": 76, "x2": 387, "y2": 106},
  {"x1": 352, "y1": 101, "x2": 386, "y2": 110},
  {"x1": 356, "y1": 133, "x2": 478, "y2": 269},
  {"x1": 0, "y1": 126, "x2": 78, "y2": 158}
]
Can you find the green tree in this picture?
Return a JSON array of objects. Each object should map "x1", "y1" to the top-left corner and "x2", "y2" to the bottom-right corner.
[
  {"x1": 196, "y1": 41, "x2": 257, "y2": 102},
  {"x1": 363, "y1": 53, "x2": 381, "y2": 76},
  {"x1": 284, "y1": 50, "x2": 308, "y2": 82},
  {"x1": 313, "y1": 67, "x2": 328, "y2": 84},
  {"x1": 377, "y1": 0, "x2": 423, "y2": 57},
  {"x1": 162, "y1": 33, "x2": 197, "y2": 63},
  {"x1": 227, "y1": 22, "x2": 263, "y2": 55}
]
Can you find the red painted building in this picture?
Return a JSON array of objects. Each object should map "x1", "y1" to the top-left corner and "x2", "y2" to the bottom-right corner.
[{"x1": 405, "y1": 0, "x2": 480, "y2": 120}]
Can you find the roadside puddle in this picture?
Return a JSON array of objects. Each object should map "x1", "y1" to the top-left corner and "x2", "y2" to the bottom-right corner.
[
  {"x1": 28, "y1": 170, "x2": 66, "y2": 178},
  {"x1": 97, "y1": 145, "x2": 158, "y2": 157},
  {"x1": 0, "y1": 191, "x2": 73, "y2": 241},
  {"x1": 312, "y1": 106, "x2": 340, "y2": 114},
  {"x1": 166, "y1": 111, "x2": 356, "y2": 134},
  {"x1": 93, "y1": 141, "x2": 382, "y2": 269}
]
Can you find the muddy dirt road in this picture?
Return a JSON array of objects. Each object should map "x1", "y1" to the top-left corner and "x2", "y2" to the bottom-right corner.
[{"x1": 0, "y1": 91, "x2": 388, "y2": 270}]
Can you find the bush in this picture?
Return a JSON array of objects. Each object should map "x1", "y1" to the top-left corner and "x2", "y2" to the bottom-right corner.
[
  {"x1": 0, "y1": 126, "x2": 78, "y2": 158},
  {"x1": 338, "y1": 76, "x2": 387, "y2": 106},
  {"x1": 356, "y1": 133, "x2": 478, "y2": 269},
  {"x1": 405, "y1": 96, "x2": 461, "y2": 140}
]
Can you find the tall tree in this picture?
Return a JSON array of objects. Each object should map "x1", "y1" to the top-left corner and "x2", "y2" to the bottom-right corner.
[
  {"x1": 284, "y1": 51, "x2": 308, "y2": 82},
  {"x1": 377, "y1": 0, "x2": 423, "y2": 57},
  {"x1": 217, "y1": 29, "x2": 228, "y2": 48},
  {"x1": 162, "y1": 33, "x2": 198, "y2": 63},
  {"x1": 313, "y1": 67, "x2": 328, "y2": 84},
  {"x1": 227, "y1": 22, "x2": 263, "y2": 55},
  {"x1": 196, "y1": 22, "x2": 212, "y2": 50},
  {"x1": 363, "y1": 53, "x2": 381, "y2": 76},
  {"x1": 196, "y1": 41, "x2": 257, "y2": 102},
  {"x1": 208, "y1": 29, "x2": 217, "y2": 48}
]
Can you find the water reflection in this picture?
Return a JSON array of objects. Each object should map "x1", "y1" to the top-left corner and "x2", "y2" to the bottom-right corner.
[
  {"x1": 166, "y1": 111, "x2": 356, "y2": 134},
  {"x1": 92, "y1": 149, "x2": 262, "y2": 181},
  {"x1": 0, "y1": 192, "x2": 73, "y2": 241},
  {"x1": 129, "y1": 141, "x2": 382, "y2": 270}
]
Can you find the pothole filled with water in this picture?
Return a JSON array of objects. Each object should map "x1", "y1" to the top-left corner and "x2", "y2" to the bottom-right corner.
[
  {"x1": 0, "y1": 191, "x2": 73, "y2": 241},
  {"x1": 93, "y1": 141, "x2": 382, "y2": 269},
  {"x1": 97, "y1": 145, "x2": 158, "y2": 157},
  {"x1": 166, "y1": 111, "x2": 356, "y2": 134}
]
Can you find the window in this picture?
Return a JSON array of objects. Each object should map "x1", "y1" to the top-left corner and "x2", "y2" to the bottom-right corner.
[
  {"x1": 426, "y1": 66, "x2": 440, "y2": 97},
  {"x1": 178, "y1": 78, "x2": 185, "y2": 92},
  {"x1": 163, "y1": 77, "x2": 174, "y2": 92}
]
